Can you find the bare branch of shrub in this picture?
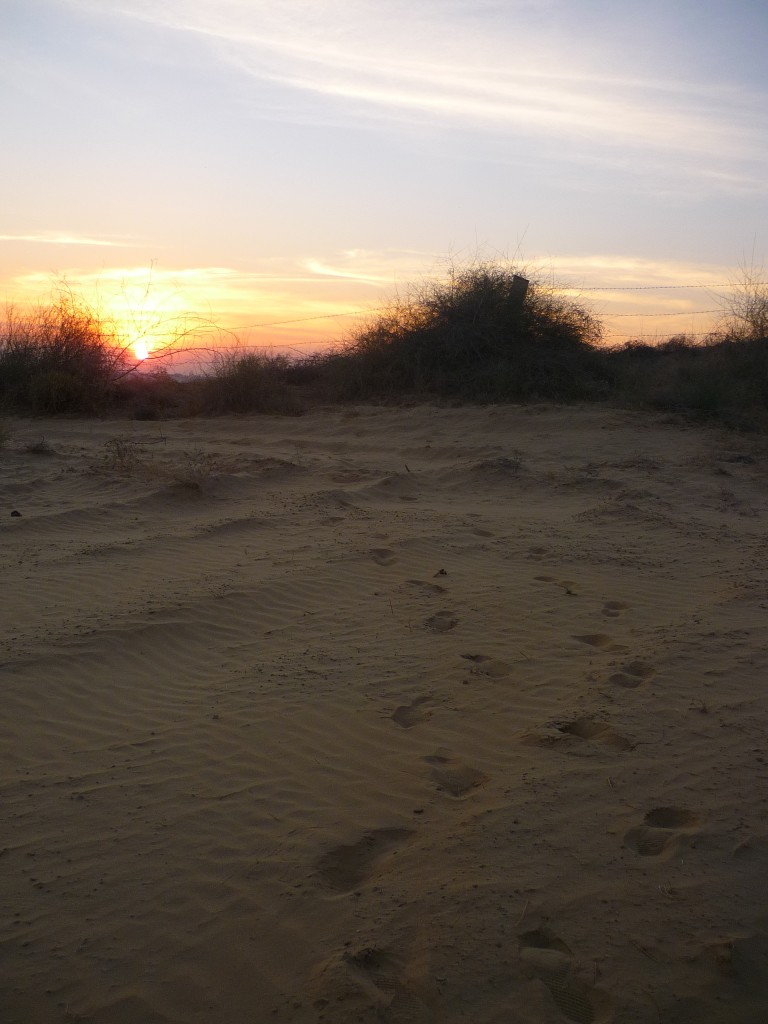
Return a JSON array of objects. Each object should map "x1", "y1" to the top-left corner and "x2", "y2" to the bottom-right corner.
[{"x1": 713, "y1": 257, "x2": 768, "y2": 341}]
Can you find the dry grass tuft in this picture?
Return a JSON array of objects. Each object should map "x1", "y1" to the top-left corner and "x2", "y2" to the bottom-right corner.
[{"x1": 164, "y1": 450, "x2": 220, "y2": 490}]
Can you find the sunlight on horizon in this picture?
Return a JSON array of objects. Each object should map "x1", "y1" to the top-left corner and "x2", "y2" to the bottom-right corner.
[{"x1": 0, "y1": 251, "x2": 746, "y2": 373}]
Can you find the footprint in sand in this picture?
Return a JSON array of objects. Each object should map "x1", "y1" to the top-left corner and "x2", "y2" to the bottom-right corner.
[
  {"x1": 624, "y1": 806, "x2": 701, "y2": 859},
  {"x1": 460, "y1": 653, "x2": 512, "y2": 678},
  {"x1": 406, "y1": 578, "x2": 447, "y2": 595},
  {"x1": 316, "y1": 828, "x2": 414, "y2": 892},
  {"x1": 519, "y1": 717, "x2": 632, "y2": 752},
  {"x1": 707, "y1": 932, "x2": 768, "y2": 991},
  {"x1": 602, "y1": 600, "x2": 629, "y2": 619},
  {"x1": 573, "y1": 633, "x2": 613, "y2": 649},
  {"x1": 392, "y1": 695, "x2": 433, "y2": 729},
  {"x1": 343, "y1": 947, "x2": 428, "y2": 1017},
  {"x1": 518, "y1": 928, "x2": 612, "y2": 1024},
  {"x1": 371, "y1": 548, "x2": 397, "y2": 566},
  {"x1": 609, "y1": 660, "x2": 655, "y2": 689},
  {"x1": 424, "y1": 610, "x2": 458, "y2": 633},
  {"x1": 528, "y1": 545, "x2": 550, "y2": 561},
  {"x1": 557, "y1": 717, "x2": 633, "y2": 752},
  {"x1": 424, "y1": 751, "x2": 488, "y2": 797},
  {"x1": 311, "y1": 945, "x2": 431, "y2": 1021}
]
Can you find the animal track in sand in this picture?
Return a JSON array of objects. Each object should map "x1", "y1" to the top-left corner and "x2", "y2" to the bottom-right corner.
[
  {"x1": 528, "y1": 545, "x2": 550, "y2": 560},
  {"x1": 424, "y1": 751, "x2": 488, "y2": 797},
  {"x1": 316, "y1": 828, "x2": 414, "y2": 891},
  {"x1": 624, "y1": 806, "x2": 701, "y2": 859},
  {"x1": 424, "y1": 610, "x2": 458, "y2": 633},
  {"x1": 609, "y1": 660, "x2": 656, "y2": 689},
  {"x1": 460, "y1": 653, "x2": 513, "y2": 678},
  {"x1": 392, "y1": 695, "x2": 433, "y2": 729},
  {"x1": 558, "y1": 717, "x2": 633, "y2": 751},
  {"x1": 602, "y1": 600, "x2": 629, "y2": 619},
  {"x1": 370, "y1": 547, "x2": 397, "y2": 566},
  {"x1": 518, "y1": 928, "x2": 612, "y2": 1024}
]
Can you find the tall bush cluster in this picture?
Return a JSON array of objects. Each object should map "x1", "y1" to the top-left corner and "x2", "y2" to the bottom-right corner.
[{"x1": 313, "y1": 261, "x2": 606, "y2": 401}]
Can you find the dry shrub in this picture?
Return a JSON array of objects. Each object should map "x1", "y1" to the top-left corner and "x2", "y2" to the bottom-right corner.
[
  {"x1": 164, "y1": 450, "x2": 220, "y2": 490},
  {"x1": 0, "y1": 292, "x2": 132, "y2": 414},
  {"x1": 309, "y1": 259, "x2": 606, "y2": 402},
  {"x1": 101, "y1": 437, "x2": 146, "y2": 474},
  {"x1": 715, "y1": 261, "x2": 768, "y2": 342}
]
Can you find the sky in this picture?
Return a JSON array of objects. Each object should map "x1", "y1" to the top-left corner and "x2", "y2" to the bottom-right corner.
[{"x1": 2, "y1": 0, "x2": 767, "y2": 364}]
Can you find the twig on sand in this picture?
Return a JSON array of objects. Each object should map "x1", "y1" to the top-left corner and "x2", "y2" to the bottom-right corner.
[
  {"x1": 647, "y1": 990, "x2": 663, "y2": 1022},
  {"x1": 632, "y1": 940, "x2": 658, "y2": 961}
]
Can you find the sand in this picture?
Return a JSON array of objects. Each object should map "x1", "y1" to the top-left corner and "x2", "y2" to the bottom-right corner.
[{"x1": 1, "y1": 403, "x2": 767, "y2": 1024}]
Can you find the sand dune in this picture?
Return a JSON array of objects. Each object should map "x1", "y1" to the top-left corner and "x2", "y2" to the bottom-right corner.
[{"x1": 2, "y1": 404, "x2": 768, "y2": 1023}]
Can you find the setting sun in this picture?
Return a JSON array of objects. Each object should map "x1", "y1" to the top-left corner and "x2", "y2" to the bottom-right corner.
[{"x1": 131, "y1": 338, "x2": 150, "y2": 361}]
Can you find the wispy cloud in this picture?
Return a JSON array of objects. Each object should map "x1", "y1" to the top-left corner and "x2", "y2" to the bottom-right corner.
[
  {"x1": 544, "y1": 254, "x2": 734, "y2": 289},
  {"x1": 87, "y1": 0, "x2": 766, "y2": 183},
  {"x1": 0, "y1": 232, "x2": 137, "y2": 247},
  {"x1": 3, "y1": 258, "x2": 398, "y2": 328}
]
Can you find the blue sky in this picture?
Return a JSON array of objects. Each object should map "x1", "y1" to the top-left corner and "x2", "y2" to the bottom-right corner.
[{"x1": 2, "y1": 0, "x2": 767, "y2": 356}]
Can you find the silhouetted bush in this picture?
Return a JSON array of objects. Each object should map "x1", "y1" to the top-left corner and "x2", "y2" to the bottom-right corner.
[
  {"x1": 4, "y1": 266, "x2": 768, "y2": 432},
  {"x1": 112, "y1": 368, "x2": 193, "y2": 420},
  {"x1": 196, "y1": 351, "x2": 304, "y2": 415},
  {"x1": 605, "y1": 334, "x2": 768, "y2": 430},
  {"x1": 0, "y1": 294, "x2": 130, "y2": 413},
  {"x1": 308, "y1": 261, "x2": 606, "y2": 402}
]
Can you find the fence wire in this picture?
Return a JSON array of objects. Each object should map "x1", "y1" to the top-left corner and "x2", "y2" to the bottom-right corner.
[{"x1": 172, "y1": 279, "x2": 765, "y2": 355}]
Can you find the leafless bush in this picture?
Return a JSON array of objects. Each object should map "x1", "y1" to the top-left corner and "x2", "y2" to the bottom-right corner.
[{"x1": 715, "y1": 260, "x2": 768, "y2": 341}]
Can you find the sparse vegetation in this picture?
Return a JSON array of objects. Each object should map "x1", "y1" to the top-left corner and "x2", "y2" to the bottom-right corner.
[
  {"x1": 3, "y1": 259, "x2": 767, "y2": 430},
  {"x1": 195, "y1": 351, "x2": 303, "y2": 415},
  {"x1": 113, "y1": 368, "x2": 190, "y2": 420},
  {"x1": 165, "y1": 449, "x2": 220, "y2": 490},
  {"x1": 101, "y1": 437, "x2": 146, "y2": 474},
  {"x1": 25, "y1": 438, "x2": 54, "y2": 455},
  {"x1": 605, "y1": 334, "x2": 768, "y2": 431},
  {"x1": 714, "y1": 261, "x2": 768, "y2": 342}
]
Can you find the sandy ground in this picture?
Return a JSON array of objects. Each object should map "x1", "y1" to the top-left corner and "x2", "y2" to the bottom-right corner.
[{"x1": 2, "y1": 403, "x2": 768, "y2": 1024}]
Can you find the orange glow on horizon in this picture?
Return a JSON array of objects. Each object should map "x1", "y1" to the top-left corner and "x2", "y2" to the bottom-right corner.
[{"x1": 0, "y1": 256, "x2": 734, "y2": 375}]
